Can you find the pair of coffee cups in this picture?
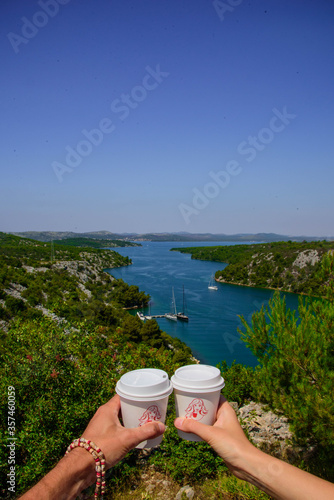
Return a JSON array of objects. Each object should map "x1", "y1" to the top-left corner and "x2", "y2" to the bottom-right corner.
[{"x1": 115, "y1": 364, "x2": 225, "y2": 448}]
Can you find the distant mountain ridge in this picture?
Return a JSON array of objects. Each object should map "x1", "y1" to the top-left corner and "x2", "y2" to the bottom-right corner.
[{"x1": 10, "y1": 231, "x2": 334, "y2": 243}]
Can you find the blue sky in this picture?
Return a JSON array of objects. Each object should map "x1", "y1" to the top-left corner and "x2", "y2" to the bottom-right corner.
[{"x1": 1, "y1": 0, "x2": 333, "y2": 236}]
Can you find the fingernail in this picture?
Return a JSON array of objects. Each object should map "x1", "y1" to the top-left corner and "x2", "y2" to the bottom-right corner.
[
  {"x1": 158, "y1": 422, "x2": 165, "y2": 433},
  {"x1": 174, "y1": 418, "x2": 184, "y2": 429}
]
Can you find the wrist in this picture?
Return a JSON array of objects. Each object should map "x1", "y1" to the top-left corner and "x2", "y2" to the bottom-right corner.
[
  {"x1": 236, "y1": 445, "x2": 287, "y2": 497},
  {"x1": 19, "y1": 447, "x2": 97, "y2": 500},
  {"x1": 223, "y1": 440, "x2": 262, "y2": 482},
  {"x1": 58, "y1": 446, "x2": 97, "y2": 495},
  {"x1": 238, "y1": 445, "x2": 270, "y2": 482}
]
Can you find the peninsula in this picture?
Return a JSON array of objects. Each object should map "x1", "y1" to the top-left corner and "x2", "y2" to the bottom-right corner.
[{"x1": 172, "y1": 240, "x2": 334, "y2": 296}]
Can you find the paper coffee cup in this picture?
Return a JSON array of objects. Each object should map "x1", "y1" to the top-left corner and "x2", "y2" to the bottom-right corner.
[
  {"x1": 171, "y1": 364, "x2": 225, "y2": 441},
  {"x1": 116, "y1": 368, "x2": 172, "y2": 448}
]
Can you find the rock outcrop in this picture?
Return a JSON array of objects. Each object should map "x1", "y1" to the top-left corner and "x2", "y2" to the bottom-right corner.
[{"x1": 236, "y1": 401, "x2": 292, "y2": 454}]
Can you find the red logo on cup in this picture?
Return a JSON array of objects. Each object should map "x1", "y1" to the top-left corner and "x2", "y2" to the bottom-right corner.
[
  {"x1": 139, "y1": 405, "x2": 162, "y2": 426},
  {"x1": 184, "y1": 398, "x2": 208, "y2": 421}
]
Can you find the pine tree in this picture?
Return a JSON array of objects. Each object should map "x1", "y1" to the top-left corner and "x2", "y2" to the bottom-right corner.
[{"x1": 239, "y1": 252, "x2": 334, "y2": 479}]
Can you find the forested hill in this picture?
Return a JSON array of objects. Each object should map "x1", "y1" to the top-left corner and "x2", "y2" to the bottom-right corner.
[
  {"x1": 0, "y1": 232, "x2": 132, "y2": 266},
  {"x1": 51, "y1": 237, "x2": 141, "y2": 248},
  {"x1": 2, "y1": 232, "x2": 334, "y2": 496},
  {"x1": 172, "y1": 240, "x2": 334, "y2": 296},
  {"x1": 0, "y1": 232, "x2": 196, "y2": 498},
  {"x1": 10, "y1": 230, "x2": 141, "y2": 244},
  {"x1": 0, "y1": 232, "x2": 141, "y2": 328},
  {"x1": 0, "y1": 231, "x2": 193, "y2": 357}
]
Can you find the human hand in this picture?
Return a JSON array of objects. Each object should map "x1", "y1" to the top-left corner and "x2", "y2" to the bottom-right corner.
[
  {"x1": 175, "y1": 396, "x2": 334, "y2": 500},
  {"x1": 82, "y1": 394, "x2": 165, "y2": 469},
  {"x1": 174, "y1": 396, "x2": 257, "y2": 480}
]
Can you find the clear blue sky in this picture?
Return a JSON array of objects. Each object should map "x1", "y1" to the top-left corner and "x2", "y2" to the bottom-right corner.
[{"x1": 1, "y1": 0, "x2": 333, "y2": 236}]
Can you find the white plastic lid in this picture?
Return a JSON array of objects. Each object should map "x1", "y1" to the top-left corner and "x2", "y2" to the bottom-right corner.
[
  {"x1": 171, "y1": 364, "x2": 225, "y2": 393},
  {"x1": 116, "y1": 368, "x2": 173, "y2": 401}
]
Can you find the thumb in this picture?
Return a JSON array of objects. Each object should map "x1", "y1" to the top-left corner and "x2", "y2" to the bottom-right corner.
[
  {"x1": 174, "y1": 417, "x2": 213, "y2": 443},
  {"x1": 123, "y1": 421, "x2": 165, "y2": 449}
]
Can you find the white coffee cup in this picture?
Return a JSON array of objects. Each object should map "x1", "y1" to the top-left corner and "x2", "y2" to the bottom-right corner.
[
  {"x1": 116, "y1": 368, "x2": 173, "y2": 448},
  {"x1": 171, "y1": 364, "x2": 225, "y2": 441}
]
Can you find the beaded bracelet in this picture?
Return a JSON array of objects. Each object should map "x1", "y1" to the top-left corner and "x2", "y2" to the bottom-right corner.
[{"x1": 65, "y1": 437, "x2": 106, "y2": 498}]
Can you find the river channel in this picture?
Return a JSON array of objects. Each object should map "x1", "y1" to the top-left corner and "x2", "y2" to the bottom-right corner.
[{"x1": 107, "y1": 241, "x2": 299, "y2": 367}]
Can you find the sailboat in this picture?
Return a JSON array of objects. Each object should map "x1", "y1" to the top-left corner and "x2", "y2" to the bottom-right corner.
[
  {"x1": 208, "y1": 274, "x2": 218, "y2": 290},
  {"x1": 165, "y1": 287, "x2": 177, "y2": 321},
  {"x1": 177, "y1": 285, "x2": 189, "y2": 322},
  {"x1": 146, "y1": 301, "x2": 152, "y2": 320}
]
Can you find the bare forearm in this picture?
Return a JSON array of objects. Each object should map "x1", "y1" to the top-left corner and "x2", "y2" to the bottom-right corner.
[
  {"x1": 18, "y1": 448, "x2": 96, "y2": 500},
  {"x1": 18, "y1": 396, "x2": 165, "y2": 500},
  {"x1": 242, "y1": 447, "x2": 334, "y2": 500},
  {"x1": 175, "y1": 400, "x2": 334, "y2": 500}
]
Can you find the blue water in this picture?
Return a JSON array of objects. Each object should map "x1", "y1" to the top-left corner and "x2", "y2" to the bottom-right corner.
[{"x1": 107, "y1": 242, "x2": 299, "y2": 368}]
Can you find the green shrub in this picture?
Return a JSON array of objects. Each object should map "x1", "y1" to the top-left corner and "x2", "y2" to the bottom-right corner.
[
  {"x1": 0, "y1": 317, "x2": 193, "y2": 498},
  {"x1": 0, "y1": 305, "x2": 10, "y2": 321},
  {"x1": 239, "y1": 288, "x2": 334, "y2": 480},
  {"x1": 149, "y1": 401, "x2": 228, "y2": 482},
  {"x1": 5, "y1": 295, "x2": 27, "y2": 316},
  {"x1": 218, "y1": 360, "x2": 255, "y2": 406}
]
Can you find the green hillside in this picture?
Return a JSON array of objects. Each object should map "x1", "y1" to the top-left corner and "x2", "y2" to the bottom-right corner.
[
  {"x1": 1, "y1": 233, "x2": 334, "y2": 498},
  {"x1": 0, "y1": 232, "x2": 139, "y2": 325},
  {"x1": 52, "y1": 237, "x2": 140, "y2": 248},
  {"x1": 172, "y1": 240, "x2": 334, "y2": 295},
  {"x1": 0, "y1": 232, "x2": 197, "y2": 498},
  {"x1": 0, "y1": 232, "x2": 131, "y2": 266}
]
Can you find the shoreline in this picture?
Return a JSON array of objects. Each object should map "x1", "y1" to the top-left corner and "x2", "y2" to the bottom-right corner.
[{"x1": 215, "y1": 277, "x2": 322, "y2": 298}]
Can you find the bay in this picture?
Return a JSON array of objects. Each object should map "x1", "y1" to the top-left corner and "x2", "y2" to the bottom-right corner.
[{"x1": 107, "y1": 241, "x2": 299, "y2": 367}]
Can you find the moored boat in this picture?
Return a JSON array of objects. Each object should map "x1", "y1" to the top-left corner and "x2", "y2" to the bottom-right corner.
[
  {"x1": 177, "y1": 284, "x2": 189, "y2": 321},
  {"x1": 208, "y1": 274, "x2": 218, "y2": 290},
  {"x1": 137, "y1": 311, "x2": 146, "y2": 321},
  {"x1": 165, "y1": 287, "x2": 177, "y2": 321}
]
